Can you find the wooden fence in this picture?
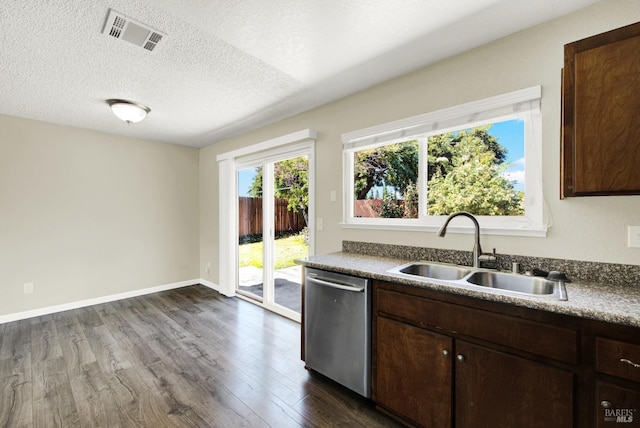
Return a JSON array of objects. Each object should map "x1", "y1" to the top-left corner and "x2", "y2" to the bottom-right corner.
[{"x1": 238, "y1": 197, "x2": 306, "y2": 237}]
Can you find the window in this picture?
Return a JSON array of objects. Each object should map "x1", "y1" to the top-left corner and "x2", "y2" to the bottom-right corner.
[{"x1": 342, "y1": 87, "x2": 545, "y2": 236}]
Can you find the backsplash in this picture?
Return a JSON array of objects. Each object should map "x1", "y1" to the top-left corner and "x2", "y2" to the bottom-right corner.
[{"x1": 342, "y1": 241, "x2": 640, "y2": 287}]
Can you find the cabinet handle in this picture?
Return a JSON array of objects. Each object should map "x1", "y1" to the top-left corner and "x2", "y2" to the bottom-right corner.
[
  {"x1": 601, "y1": 401, "x2": 613, "y2": 409},
  {"x1": 442, "y1": 350, "x2": 449, "y2": 357},
  {"x1": 620, "y1": 358, "x2": 640, "y2": 368},
  {"x1": 456, "y1": 354, "x2": 465, "y2": 362}
]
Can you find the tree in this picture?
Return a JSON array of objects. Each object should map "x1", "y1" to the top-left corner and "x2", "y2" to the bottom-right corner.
[
  {"x1": 274, "y1": 157, "x2": 309, "y2": 226},
  {"x1": 403, "y1": 182, "x2": 419, "y2": 218},
  {"x1": 427, "y1": 129, "x2": 523, "y2": 215},
  {"x1": 248, "y1": 157, "x2": 310, "y2": 226},
  {"x1": 353, "y1": 127, "x2": 506, "y2": 201},
  {"x1": 373, "y1": 186, "x2": 405, "y2": 218},
  {"x1": 354, "y1": 141, "x2": 418, "y2": 200},
  {"x1": 248, "y1": 166, "x2": 263, "y2": 198},
  {"x1": 353, "y1": 125, "x2": 522, "y2": 218},
  {"x1": 427, "y1": 126, "x2": 507, "y2": 182}
]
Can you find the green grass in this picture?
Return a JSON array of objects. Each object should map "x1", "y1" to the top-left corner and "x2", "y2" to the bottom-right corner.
[{"x1": 238, "y1": 234, "x2": 308, "y2": 269}]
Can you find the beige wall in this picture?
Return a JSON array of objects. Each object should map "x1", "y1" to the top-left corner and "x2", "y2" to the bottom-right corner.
[
  {"x1": 0, "y1": 115, "x2": 200, "y2": 316},
  {"x1": 200, "y1": 0, "x2": 640, "y2": 285}
]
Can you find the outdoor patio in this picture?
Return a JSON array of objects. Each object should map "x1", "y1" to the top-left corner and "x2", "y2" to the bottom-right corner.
[{"x1": 237, "y1": 265, "x2": 302, "y2": 313}]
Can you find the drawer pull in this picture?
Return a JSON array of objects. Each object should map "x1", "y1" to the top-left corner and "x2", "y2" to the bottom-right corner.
[
  {"x1": 620, "y1": 358, "x2": 640, "y2": 368},
  {"x1": 601, "y1": 401, "x2": 613, "y2": 409}
]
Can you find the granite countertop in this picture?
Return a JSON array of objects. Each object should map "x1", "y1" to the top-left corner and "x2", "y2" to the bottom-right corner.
[{"x1": 297, "y1": 251, "x2": 640, "y2": 328}]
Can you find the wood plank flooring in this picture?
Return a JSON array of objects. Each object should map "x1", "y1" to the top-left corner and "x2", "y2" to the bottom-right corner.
[{"x1": 0, "y1": 285, "x2": 402, "y2": 427}]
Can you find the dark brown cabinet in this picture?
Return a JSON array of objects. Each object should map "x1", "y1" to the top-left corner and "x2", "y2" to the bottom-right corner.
[
  {"x1": 595, "y1": 337, "x2": 640, "y2": 427},
  {"x1": 373, "y1": 281, "x2": 575, "y2": 428},
  {"x1": 376, "y1": 316, "x2": 452, "y2": 427},
  {"x1": 561, "y1": 21, "x2": 640, "y2": 197},
  {"x1": 455, "y1": 341, "x2": 573, "y2": 428},
  {"x1": 596, "y1": 338, "x2": 640, "y2": 383},
  {"x1": 595, "y1": 382, "x2": 640, "y2": 427}
]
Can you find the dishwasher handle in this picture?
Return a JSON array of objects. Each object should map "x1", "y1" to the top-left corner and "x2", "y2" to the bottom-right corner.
[{"x1": 306, "y1": 276, "x2": 365, "y2": 292}]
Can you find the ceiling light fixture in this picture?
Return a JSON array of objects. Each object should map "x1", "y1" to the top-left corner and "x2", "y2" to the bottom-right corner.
[{"x1": 106, "y1": 99, "x2": 151, "y2": 124}]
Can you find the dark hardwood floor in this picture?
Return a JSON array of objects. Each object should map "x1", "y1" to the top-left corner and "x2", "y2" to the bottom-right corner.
[{"x1": 0, "y1": 285, "x2": 402, "y2": 427}]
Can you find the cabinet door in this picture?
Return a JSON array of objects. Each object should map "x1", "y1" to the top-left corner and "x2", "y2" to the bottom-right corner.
[
  {"x1": 376, "y1": 316, "x2": 453, "y2": 428},
  {"x1": 596, "y1": 382, "x2": 640, "y2": 427},
  {"x1": 561, "y1": 22, "x2": 640, "y2": 197},
  {"x1": 455, "y1": 341, "x2": 573, "y2": 428}
]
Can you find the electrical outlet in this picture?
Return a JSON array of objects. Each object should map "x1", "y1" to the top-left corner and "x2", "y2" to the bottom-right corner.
[
  {"x1": 317, "y1": 218, "x2": 324, "y2": 231},
  {"x1": 206, "y1": 262, "x2": 212, "y2": 276},
  {"x1": 330, "y1": 190, "x2": 337, "y2": 202},
  {"x1": 24, "y1": 282, "x2": 34, "y2": 294},
  {"x1": 628, "y1": 226, "x2": 640, "y2": 248}
]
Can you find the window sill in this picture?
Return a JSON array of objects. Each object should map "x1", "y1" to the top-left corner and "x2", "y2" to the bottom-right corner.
[{"x1": 339, "y1": 221, "x2": 547, "y2": 237}]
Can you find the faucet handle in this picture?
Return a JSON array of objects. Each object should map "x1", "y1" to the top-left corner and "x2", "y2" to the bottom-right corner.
[{"x1": 478, "y1": 248, "x2": 498, "y2": 269}]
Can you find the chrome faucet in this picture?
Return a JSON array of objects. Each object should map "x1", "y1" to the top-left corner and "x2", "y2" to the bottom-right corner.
[{"x1": 437, "y1": 211, "x2": 492, "y2": 268}]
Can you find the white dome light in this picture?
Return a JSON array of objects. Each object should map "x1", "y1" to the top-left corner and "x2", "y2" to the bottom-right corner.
[{"x1": 106, "y1": 99, "x2": 151, "y2": 124}]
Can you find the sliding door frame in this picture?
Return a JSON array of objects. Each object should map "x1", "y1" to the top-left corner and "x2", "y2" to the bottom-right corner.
[{"x1": 217, "y1": 130, "x2": 316, "y2": 321}]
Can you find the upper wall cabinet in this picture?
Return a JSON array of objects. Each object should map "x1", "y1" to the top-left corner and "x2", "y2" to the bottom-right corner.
[{"x1": 561, "y1": 22, "x2": 640, "y2": 198}]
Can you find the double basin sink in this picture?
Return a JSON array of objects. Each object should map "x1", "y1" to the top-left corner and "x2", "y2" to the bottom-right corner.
[{"x1": 387, "y1": 261, "x2": 568, "y2": 300}]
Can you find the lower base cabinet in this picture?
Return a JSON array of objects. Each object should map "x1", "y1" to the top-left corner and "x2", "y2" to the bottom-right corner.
[
  {"x1": 375, "y1": 315, "x2": 574, "y2": 428},
  {"x1": 376, "y1": 316, "x2": 452, "y2": 427},
  {"x1": 373, "y1": 280, "x2": 576, "y2": 428},
  {"x1": 455, "y1": 341, "x2": 573, "y2": 428}
]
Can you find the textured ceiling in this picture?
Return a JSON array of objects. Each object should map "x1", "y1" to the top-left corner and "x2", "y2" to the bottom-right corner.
[{"x1": 0, "y1": 0, "x2": 599, "y2": 148}]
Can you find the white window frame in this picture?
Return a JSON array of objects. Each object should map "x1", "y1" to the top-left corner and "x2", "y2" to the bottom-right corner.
[{"x1": 341, "y1": 86, "x2": 546, "y2": 237}]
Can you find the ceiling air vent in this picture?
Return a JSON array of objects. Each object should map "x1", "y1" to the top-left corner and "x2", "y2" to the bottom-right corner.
[{"x1": 102, "y1": 9, "x2": 165, "y2": 52}]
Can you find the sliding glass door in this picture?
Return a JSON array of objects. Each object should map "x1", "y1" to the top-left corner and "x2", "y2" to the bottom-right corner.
[
  {"x1": 237, "y1": 165, "x2": 265, "y2": 300},
  {"x1": 236, "y1": 151, "x2": 310, "y2": 321}
]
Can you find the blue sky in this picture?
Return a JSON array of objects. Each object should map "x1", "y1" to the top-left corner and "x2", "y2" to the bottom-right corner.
[
  {"x1": 238, "y1": 168, "x2": 258, "y2": 197},
  {"x1": 489, "y1": 118, "x2": 525, "y2": 191}
]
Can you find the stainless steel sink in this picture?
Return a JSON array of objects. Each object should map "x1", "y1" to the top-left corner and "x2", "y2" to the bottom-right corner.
[
  {"x1": 466, "y1": 271, "x2": 550, "y2": 294},
  {"x1": 388, "y1": 261, "x2": 471, "y2": 281},
  {"x1": 465, "y1": 271, "x2": 567, "y2": 300},
  {"x1": 387, "y1": 262, "x2": 568, "y2": 300}
]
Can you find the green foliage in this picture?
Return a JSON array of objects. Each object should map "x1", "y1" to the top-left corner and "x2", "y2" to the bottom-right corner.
[
  {"x1": 427, "y1": 126, "x2": 507, "y2": 181},
  {"x1": 274, "y1": 157, "x2": 309, "y2": 224},
  {"x1": 248, "y1": 157, "x2": 309, "y2": 225},
  {"x1": 373, "y1": 187, "x2": 405, "y2": 218},
  {"x1": 353, "y1": 125, "x2": 523, "y2": 218},
  {"x1": 427, "y1": 133, "x2": 455, "y2": 181},
  {"x1": 403, "y1": 182, "x2": 419, "y2": 218},
  {"x1": 248, "y1": 166, "x2": 263, "y2": 198},
  {"x1": 354, "y1": 141, "x2": 418, "y2": 200},
  {"x1": 427, "y1": 129, "x2": 523, "y2": 215}
]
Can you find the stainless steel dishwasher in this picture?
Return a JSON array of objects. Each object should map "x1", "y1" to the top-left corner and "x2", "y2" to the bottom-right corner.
[{"x1": 304, "y1": 267, "x2": 371, "y2": 398}]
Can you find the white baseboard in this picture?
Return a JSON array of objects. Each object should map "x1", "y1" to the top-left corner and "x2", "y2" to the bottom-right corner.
[
  {"x1": 0, "y1": 279, "x2": 210, "y2": 324},
  {"x1": 198, "y1": 278, "x2": 235, "y2": 297}
]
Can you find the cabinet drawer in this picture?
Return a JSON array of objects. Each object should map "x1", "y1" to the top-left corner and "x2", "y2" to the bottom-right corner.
[
  {"x1": 596, "y1": 382, "x2": 640, "y2": 427},
  {"x1": 377, "y1": 287, "x2": 577, "y2": 364},
  {"x1": 596, "y1": 338, "x2": 640, "y2": 383}
]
